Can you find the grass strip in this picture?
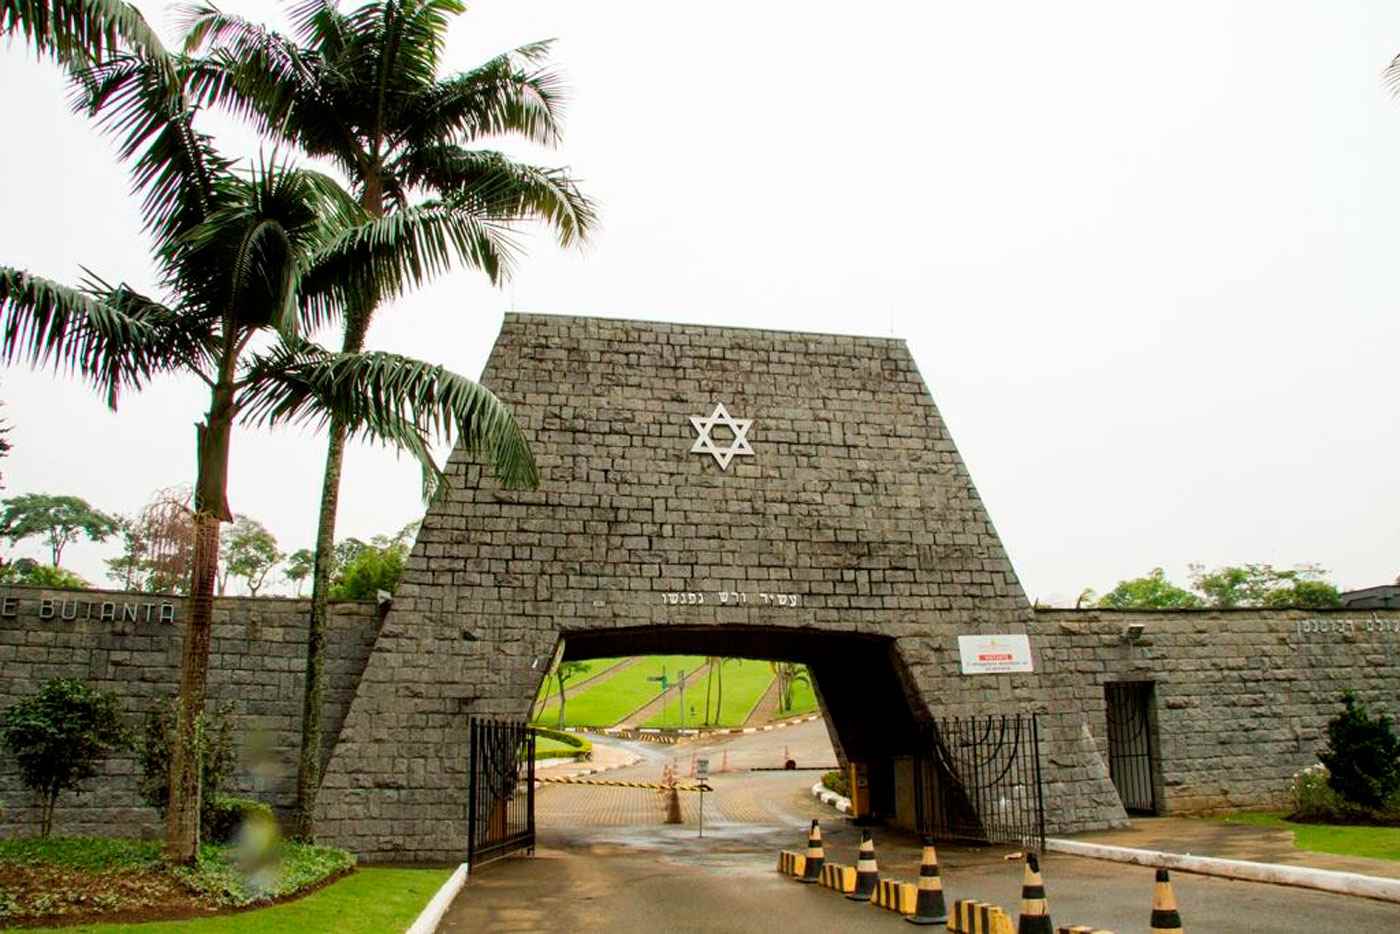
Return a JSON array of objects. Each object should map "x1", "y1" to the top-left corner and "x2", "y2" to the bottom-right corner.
[
  {"x1": 1215, "y1": 811, "x2": 1400, "y2": 862},
  {"x1": 546, "y1": 655, "x2": 706, "y2": 727}
]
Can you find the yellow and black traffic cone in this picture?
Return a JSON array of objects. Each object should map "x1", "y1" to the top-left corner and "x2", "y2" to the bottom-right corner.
[
  {"x1": 1016, "y1": 852, "x2": 1052, "y2": 934},
  {"x1": 1150, "y1": 867, "x2": 1183, "y2": 933},
  {"x1": 905, "y1": 837, "x2": 948, "y2": 925},
  {"x1": 846, "y1": 829, "x2": 879, "y2": 901},
  {"x1": 799, "y1": 819, "x2": 824, "y2": 883}
]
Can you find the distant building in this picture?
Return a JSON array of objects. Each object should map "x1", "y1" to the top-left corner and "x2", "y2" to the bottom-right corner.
[{"x1": 1340, "y1": 584, "x2": 1400, "y2": 609}]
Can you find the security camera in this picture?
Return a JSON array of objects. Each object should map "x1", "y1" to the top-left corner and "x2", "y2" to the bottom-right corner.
[{"x1": 1121, "y1": 622, "x2": 1146, "y2": 643}]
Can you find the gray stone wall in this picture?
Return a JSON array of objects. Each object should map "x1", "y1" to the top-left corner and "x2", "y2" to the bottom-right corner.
[
  {"x1": 0, "y1": 586, "x2": 381, "y2": 839},
  {"x1": 313, "y1": 313, "x2": 1126, "y2": 862},
  {"x1": 1034, "y1": 608, "x2": 1400, "y2": 814}
]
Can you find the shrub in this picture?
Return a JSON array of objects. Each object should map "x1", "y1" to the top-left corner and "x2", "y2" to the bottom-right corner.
[
  {"x1": 1290, "y1": 763, "x2": 1346, "y2": 821},
  {"x1": 533, "y1": 727, "x2": 585, "y2": 748},
  {"x1": 821, "y1": 769, "x2": 850, "y2": 798},
  {"x1": 0, "y1": 679, "x2": 130, "y2": 836},
  {"x1": 138, "y1": 696, "x2": 237, "y2": 840},
  {"x1": 205, "y1": 796, "x2": 277, "y2": 845},
  {"x1": 1318, "y1": 692, "x2": 1400, "y2": 810}
]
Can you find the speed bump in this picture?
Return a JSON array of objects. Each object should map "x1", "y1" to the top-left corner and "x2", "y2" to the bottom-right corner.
[{"x1": 1058, "y1": 926, "x2": 1115, "y2": 933}]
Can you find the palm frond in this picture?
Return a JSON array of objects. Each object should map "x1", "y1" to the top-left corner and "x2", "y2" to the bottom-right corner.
[
  {"x1": 0, "y1": 267, "x2": 206, "y2": 407},
  {"x1": 390, "y1": 146, "x2": 596, "y2": 246},
  {"x1": 294, "y1": 198, "x2": 522, "y2": 333},
  {"x1": 394, "y1": 41, "x2": 567, "y2": 149},
  {"x1": 236, "y1": 339, "x2": 538, "y2": 489},
  {"x1": 1, "y1": 0, "x2": 166, "y2": 65}
]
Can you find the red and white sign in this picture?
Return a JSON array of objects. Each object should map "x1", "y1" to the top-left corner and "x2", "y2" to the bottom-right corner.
[{"x1": 958, "y1": 634, "x2": 1034, "y2": 674}]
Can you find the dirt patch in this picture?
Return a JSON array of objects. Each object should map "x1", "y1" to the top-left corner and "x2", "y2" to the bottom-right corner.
[{"x1": 0, "y1": 863, "x2": 354, "y2": 929}]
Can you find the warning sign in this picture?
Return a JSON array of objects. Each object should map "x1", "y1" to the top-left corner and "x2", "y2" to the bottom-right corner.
[{"x1": 957, "y1": 634, "x2": 1033, "y2": 674}]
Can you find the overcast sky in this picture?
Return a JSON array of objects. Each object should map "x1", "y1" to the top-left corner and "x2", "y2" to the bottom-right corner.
[{"x1": 2, "y1": 1, "x2": 1399, "y2": 603}]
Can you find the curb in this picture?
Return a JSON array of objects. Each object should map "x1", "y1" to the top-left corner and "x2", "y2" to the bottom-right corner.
[
  {"x1": 404, "y1": 862, "x2": 468, "y2": 934},
  {"x1": 1046, "y1": 838, "x2": 1400, "y2": 905},
  {"x1": 810, "y1": 780, "x2": 852, "y2": 815}
]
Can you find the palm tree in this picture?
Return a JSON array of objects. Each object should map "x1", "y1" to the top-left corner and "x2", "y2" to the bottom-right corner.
[
  {"x1": 713, "y1": 657, "x2": 735, "y2": 726},
  {"x1": 1, "y1": 0, "x2": 165, "y2": 65},
  {"x1": 178, "y1": 0, "x2": 596, "y2": 837},
  {"x1": 0, "y1": 51, "x2": 538, "y2": 863}
]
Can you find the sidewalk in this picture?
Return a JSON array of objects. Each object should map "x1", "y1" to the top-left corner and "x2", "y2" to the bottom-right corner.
[{"x1": 1066, "y1": 816, "x2": 1400, "y2": 881}]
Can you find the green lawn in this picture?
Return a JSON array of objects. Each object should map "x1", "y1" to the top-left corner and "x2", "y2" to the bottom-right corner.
[
  {"x1": 1215, "y1": 811, "x2": 1400, "y2": 862},
  {"x1": 531, "y1": 657, "x2": 624, "y2": 724},
  {"x1": 543, "y1": 655, "x2": 705, "y2": 727},
  {"x1": 19, "y1": 867, "x2": 454, "y2": 934},
  {"x1": 534, "y1": 735, "x2": 589, "y2": 760},
  {"x1": 644, "y1": 659, "x2": 775, "y2": 728}
]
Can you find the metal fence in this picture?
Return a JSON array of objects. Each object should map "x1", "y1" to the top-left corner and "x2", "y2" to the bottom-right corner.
[
  {"x1": 913, "y1": 713, "x2": 1045, "y2": 852},
  {"x1": 1104, "y1": 682, "x2": 1158, "y2": 814},
  {"x1": 467, "y1": 718, "x2": 536, "y2": 866}
]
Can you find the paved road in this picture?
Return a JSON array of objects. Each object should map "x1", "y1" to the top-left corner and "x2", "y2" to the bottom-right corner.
[{"x1": 442, "y1": 722, "x2": 1400, "y2": 933}]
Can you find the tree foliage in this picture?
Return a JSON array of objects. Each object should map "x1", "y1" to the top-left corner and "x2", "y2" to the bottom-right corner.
[
  {"x1": 0, "y1": 557, "x2": 89, "y2": 588},
  {"x1": 0, "y1": 678, "x2": 129, "y2": 836},
  {"x1": 0, "y1": 491, "x2": 120, "y2": 566},
  {"x1": 1096, "y1": 568, "x2": 1203, "y2": 610},
  {"x1": 283, "y1": 547, "x2": 314, "y2": 595},
  {"x1": 1188, "y1": 563, "x2": 1341, "y2": 609},
  {"x1": 1318, "y1": 691, "x2": 1400, "y2": 810},
  {"x1": 219, "y1": 515, "x2": 283, "y2": 596},
  {"x1": 771, "y1": 661, "x2": 811, "y2": 714}
]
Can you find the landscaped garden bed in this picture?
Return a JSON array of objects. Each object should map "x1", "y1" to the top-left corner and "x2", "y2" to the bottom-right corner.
[{"x1": 0, "y1": 837, "x2": 355, "y2": 928}]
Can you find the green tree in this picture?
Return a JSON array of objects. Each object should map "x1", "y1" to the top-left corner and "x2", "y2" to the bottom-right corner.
[
  {"x1": 553, "y1": 661, "x2": 589, "y2": 730},
  {"x1": 0, "y1": 558, "x2": 90, "y2": 589},
  {"x1": 179, "y1": 0, "x2": 596, "y2": 839},
  {"x1": 105, "y1": 486, "x2": 196, "y2": 594},
  {"x1": 137, "y1": 696, "x2": 236, "y2": 839},
  {"x1": 0, "y1": 678, "x2": 129, "y2": 837},
  {"x1": 0, "y1": 492, "x2": 120, "y2": 566},
  {"x1": 1, "y1": 51, "x2": 537, "y2": 862},
  {"x1": 220, "y1": 515, "x2": 283, "y2": 596},
  {"x1": 1096, "y1": 568, "x2": 1203, "y2": 609},
  {"x1": 284, "y1": 547, "x2": 314, "y2": 596},
  {"x1": 328, "y1": 539, "x2": 405, "y2": 600},
  {"x1": 1318, "y1": 691, "x2": 1400, "y2": 810},
  {"x1": 1189, "y1": 563, "x2": 1341, "y2": 609}
]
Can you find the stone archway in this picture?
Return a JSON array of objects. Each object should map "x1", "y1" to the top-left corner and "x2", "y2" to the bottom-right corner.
[{"x1": 314, "y1": 314, "x2": 1124, "y2": 862}]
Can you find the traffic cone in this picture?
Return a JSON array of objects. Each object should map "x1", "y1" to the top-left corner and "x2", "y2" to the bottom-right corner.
[
  {"x1": 905, "y1": 837, "x2": 948, "y2": 925},
  {"x1": 846, "y1": 829, "x2": 879, "y2": 901},
  {"x1": 1017, "y1": 853, "x2": 1052, "y2": 933},
  {"x1": 799, "y1": 819, "x2": 824, "y2": 883},
  {"x1": 1150, "y1": 867, "x2": 1183, "y2": 933}
]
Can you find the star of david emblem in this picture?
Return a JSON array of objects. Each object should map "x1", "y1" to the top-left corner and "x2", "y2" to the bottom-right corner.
[{"x1": 688, "y1": 402, "x2": 754, "y2": 471}]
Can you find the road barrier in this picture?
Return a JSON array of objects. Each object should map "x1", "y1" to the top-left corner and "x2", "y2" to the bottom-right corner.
[
  {"x1": 847, "y1": 830, "x2": 878, "y2": 902},
  {"x1": 1019, "y1": 853, "x2": 1053, "y2": 934},
  {"x1": 946, "y1": 900, "x2": 1013, "y2": 933},
  {"x1": 799, "y1": 819, "x2": 825, "y2": 883},
  {"x1": 1149, "y1": 868, "x2": 1183, "y2": 933},
  {"x1": 534, "y1": 776, "x2": 712, "y2": 792},
  {"x1": 905, "y1": 838, "x2": 948, "y2": 925},
  {"x1": 777, "y1": 850, "x2": 806, "y2": 878},
  {"x1": 819, "y1": 862, "x2": 856, "y2": 894},
  {"x1": 871, "y1": 878, "x2": 917, "y2": 915}
]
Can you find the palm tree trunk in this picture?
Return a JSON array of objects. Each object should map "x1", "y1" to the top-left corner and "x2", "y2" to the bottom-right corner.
[
  {"x1": 166, "y1": 373, "x2": 235, "y2": 864},
  {"x1": 704, "y1": 662, "x2": 714, "y2": 726},
  {"x1": 716, "y1": 662, "x2": 724, "y2": 725},
  {"x1": 294, "y1": 308, "x2": 372, "y2": 841}
]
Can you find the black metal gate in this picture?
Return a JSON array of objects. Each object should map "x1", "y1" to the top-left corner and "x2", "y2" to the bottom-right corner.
[
  {"x1": 467, "y1": 718, "x2": 536, "y2": 866},
  {"x1": 1104, "y1": 682, "x2": 1158, "y2": 814},
  {"x1": 914, "y1": 713, "x2": 1045, "y2": 852}
]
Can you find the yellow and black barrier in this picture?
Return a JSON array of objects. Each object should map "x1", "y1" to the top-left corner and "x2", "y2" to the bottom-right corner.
[
  {"x1": 536, "y1": 776, "x2": 712, "y2": 792},
  {"x1": 871, "y1": 878, "x2": 916, "y2": 915},
  {"x1": 819, "y1": 862, "x2": 856, "y2": 894},
  {"x1": 777, "y1": 850, "x2": 806, "y2": 877},
  {"x1": 946, "y1": 899, "x2": 1013, "y2": 934},
  {"x1": 1150, "y1": 868, "x2": 1183, "y2": 933}
]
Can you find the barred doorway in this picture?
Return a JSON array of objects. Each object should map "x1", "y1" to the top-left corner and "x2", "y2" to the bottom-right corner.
[
  {"x1": 467, "y1": 719, "x2": 536, "y2": 866},
  {"x1": 1104, "y1": 682, "x2": 1159, "y2": 815}
]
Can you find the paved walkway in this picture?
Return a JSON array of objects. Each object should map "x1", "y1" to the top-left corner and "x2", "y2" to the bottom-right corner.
[{"x1": 1067, "y1": 815, "x2": 1400, "y2": 880}]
